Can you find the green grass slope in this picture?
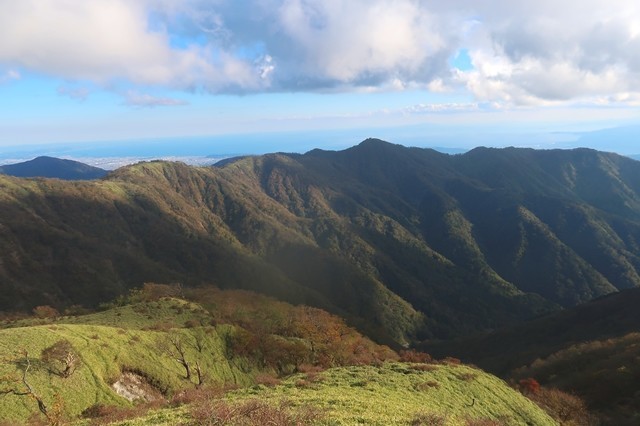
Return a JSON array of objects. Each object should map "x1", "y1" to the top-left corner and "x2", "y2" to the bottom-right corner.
[
  {"x1": 104, "y1": 363, "x2": 557, "y2": 426},
  {"x1": 0, "y1": 298, "x2": 257, "y2": 423},
  {"x1": 0, "y1": 286, "x2": 400, "y2": 424},
  {"x1": 229, "y1": 363, "x2": 557, "y2": 425}
]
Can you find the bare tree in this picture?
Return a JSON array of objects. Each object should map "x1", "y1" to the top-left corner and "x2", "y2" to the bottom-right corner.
[
  {"x1": 0, "y1": 351, "x2": 49, "y2": 419},
  {"x1": 163, "y1": 334, "x2": 191, "y2": 380},
  {"x1": 194, "y1": 360, "x2": 206, "y2": 387}
]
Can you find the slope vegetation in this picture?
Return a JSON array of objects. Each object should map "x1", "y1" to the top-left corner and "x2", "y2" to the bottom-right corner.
[
  {"x1": 0, "y1": 287, "x2": 559, "y2": 426},
  {"x1": 0, "y1": 286, "x2": 394, "y2": 424},
  {"x1": 122, "y1": 363, "x2": 557, "y2": 426}
]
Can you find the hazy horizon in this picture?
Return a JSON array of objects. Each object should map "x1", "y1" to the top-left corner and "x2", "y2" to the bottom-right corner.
[{"x1": 1, "y1": 123, "x2": 638, "y2": 170}]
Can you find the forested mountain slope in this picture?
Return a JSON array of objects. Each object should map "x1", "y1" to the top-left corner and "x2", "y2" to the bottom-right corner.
[{"x1": 2, "y1": 139, "x2": 640, "y2": 345}]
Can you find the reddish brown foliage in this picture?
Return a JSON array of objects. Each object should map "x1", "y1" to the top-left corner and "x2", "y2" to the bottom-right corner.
[
  {"x1": 411, "y1": 412, "x2": 447, "y2": 425},
  {"x1": 254, "y1": 373, "x2": 281, "y2": 387},
  {"x1": 81, "y1": 400, "x2": 166, "y2": 425},
  {"x1": 442, "y1": 357, "x2": 462, "y2": 365},
  {"x1": 227, "y1": 303, "x2": 396, "y2": 372},
  {"x1": 526, "y1": 387, "x2": 594, "y2": 425},
  {"x1": 399, "y1": 350, "x2": 433, "y2": 364},
  {"x1": 518, "y1": 378, "x2": 541, "y2": 395},
  {"x1": 297, "y1": 363, "x2": 325, "y2": 374},
  {"x1": 170, "y1": 386, "x2": 223, "y2": 407},
  {"x1": 410, "y1": 364, "x2": 438, "y2": 372}
]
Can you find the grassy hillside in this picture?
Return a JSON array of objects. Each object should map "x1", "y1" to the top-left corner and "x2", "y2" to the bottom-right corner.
[
  {"x1": 83, "y1": 363, "x2": 558, "y2": 426},
  {"x1": 0, "y1": 298, "x2": 258, "y2": 423},
  {"x1": 0, "y1": 286, "x2": 399, "y2": 424},
  {"x1": 222, "y1": 363, "x2": 558, "y2": 425}
]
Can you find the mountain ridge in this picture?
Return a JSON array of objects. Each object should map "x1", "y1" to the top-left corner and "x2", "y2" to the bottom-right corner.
[{"x1": 2, "y1": 140, "x2": 640, "y2": 345}]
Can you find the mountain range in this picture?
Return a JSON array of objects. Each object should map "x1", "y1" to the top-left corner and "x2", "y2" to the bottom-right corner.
[{"x1": 2, "y1": 139, "x2": 640, "y2": 346}]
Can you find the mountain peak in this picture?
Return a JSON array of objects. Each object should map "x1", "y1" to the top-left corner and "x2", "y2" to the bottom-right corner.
[
  {"x1": 357, "y1": 138, "x2": 397, "y2": 148},
  {"x1": 0, "y1": 156, "x2": 108, "y2": 180}
]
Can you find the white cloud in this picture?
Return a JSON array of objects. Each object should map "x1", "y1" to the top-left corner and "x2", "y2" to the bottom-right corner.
[
  {"x1": 447, "y1": 0, "x2": 640, "y2": 105},
  {"x1": 0, "y1": 0, "x2": 268, "y2": 92},
  {"x1": 1, "y1": 0, "x2": 640, "y2": 104}
]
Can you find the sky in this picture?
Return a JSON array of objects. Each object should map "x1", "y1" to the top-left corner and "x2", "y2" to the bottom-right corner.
[{"x1": 1, "y1": 0, "x2": 639, "y2": 156}]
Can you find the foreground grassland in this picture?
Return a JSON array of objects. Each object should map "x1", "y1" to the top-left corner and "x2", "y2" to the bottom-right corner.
[
  {"x1": 100, "y1": 363, "x2": 557, "y2": 426},
  {"x1": 225, "y1": 363, "x2": 558, "y2": 425},
  {"x1": 0, "y1": 298, "x2": 258, "y2": 423},
  {"x1": 0, "y1": 291, "x2": 557, "y2": 425}
]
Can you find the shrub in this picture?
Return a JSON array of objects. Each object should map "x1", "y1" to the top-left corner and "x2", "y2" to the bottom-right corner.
[
  {"x1": 518, "y1": 378, "x2": 541, "y2": 395},
  {"x1": 399, "y1": 350, "x2": 433, "y2": 364},
  {"x1": 457, "y1": 372, "x2": 478, "y2": 382},
  {"x1": 32, "y1": 305, "x2": 59, "y2": 319},
  {"x1": 41, "y1": 340, "x2": 80, "y2": 378},
  {"x1": 527, "y1": 387, "x2": 594, "y2": 425},
  {"x1": 255, "y1": 373, "x2": 281, "y2": 387},
  {"x1": 131, "y1": 283, "x2": 183, "y2": 302},
  {"x1": 171, "y1": 386, "x2": 223, "y2": 407},
  {"x1": 184, "y1": 319, "x2": 201, "y2": 328},
  {"x1": 297, "y1": 364, "x2": 325, "y2": 374},
  {"x1": 441, "y1": 357, "x2": 462, "y2": 365},
  {"x1": 81, "y1": 401, "x2": 165, "y2": 425},
  {"x1": 410, "y1": 364, "x2": 438, "y2": 372}
]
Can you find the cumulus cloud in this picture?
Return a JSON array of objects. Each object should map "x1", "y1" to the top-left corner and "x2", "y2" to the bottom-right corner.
[
  {"x1": 448, "y1": 0, "x2": 640, "y2": 105},
  {"x1": 1, "y1": 0, "x2": 639, "y2": 103},
  {"x1": 0, "y1": 0, "x2": 268, "y2": 92}
]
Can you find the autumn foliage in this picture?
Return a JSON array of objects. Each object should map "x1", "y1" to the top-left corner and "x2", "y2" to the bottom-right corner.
[
  {"x1": 518, "y1": 380, "x2": 593, "y2": 425},
  {"x1": 518, "y1": 378, "x2": 541, "y2": 395},
  {"x1": 185, "y1": 287, "x2": 397, "y2": 372}
]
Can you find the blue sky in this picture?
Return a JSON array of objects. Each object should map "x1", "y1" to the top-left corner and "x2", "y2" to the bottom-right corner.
[{"x1": 0, "y1": 0, "x2": 639, "y2": 155}]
